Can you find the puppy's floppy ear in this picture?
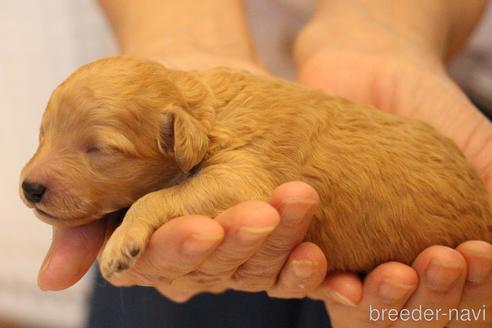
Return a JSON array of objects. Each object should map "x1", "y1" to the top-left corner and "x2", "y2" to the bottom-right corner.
[{"x1": 157, "y1": 107, "x2": 209, "y2": 173}]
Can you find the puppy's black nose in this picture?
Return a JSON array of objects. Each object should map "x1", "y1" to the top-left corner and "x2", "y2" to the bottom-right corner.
[{"x1": 22, "y1": 181, "x2": 46, "y2": 203}]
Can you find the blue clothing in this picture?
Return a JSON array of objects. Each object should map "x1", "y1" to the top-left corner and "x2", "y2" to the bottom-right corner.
[{"x1": 87, "y1": 268, "x2": 332, "y2": 328}]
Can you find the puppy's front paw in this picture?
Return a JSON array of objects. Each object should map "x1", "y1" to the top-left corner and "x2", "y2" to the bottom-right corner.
[{"x1": 99, "y1": 222, "x2": 153, "y2": 280}]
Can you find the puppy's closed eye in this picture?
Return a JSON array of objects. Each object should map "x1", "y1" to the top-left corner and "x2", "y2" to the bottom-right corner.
[
  {"x1": 91, "y1": 130, "x2": 139, "y2": 157},
  {"x1": 85, "y1": 144, "x2": 128, "y2": 173},
  {"x1": 86, "y1": 144, "x2": 122, "y2": 155},
  {"x1": 85, "y1": 144, "x2": 130, "y2": 169},
  {"x1": 86, "y1": 146, "x2": 102, "y2": 154}
]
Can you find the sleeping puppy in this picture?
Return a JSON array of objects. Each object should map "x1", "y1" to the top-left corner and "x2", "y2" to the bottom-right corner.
[{"x1": 20, "y1": 56, "x2": 492, "y2": 279}]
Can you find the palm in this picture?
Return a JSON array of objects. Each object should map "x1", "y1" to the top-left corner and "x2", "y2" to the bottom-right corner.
[
  {"x1": 299, "y1": 52, "x2": 492, "y2": 327},
  {"x1": 299, "y1": 52, "x2": 492, "y2": 193}
]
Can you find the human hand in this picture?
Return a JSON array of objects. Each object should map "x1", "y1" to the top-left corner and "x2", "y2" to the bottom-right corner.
[
  {"x1": 37, "y1": 182, "x2": 331, "y2": 303},
  {"x1": 294, "y1": 0, "x2": 492, "y2": 192},
  {"x1": 35, "y1": 32, "x2": 330, "y2": 299},
  {"x1": 38, "y1": 0, "x2": 332, "y2": 303},
  {"x1": 307, "y1": 243, "x2": 492, "y2": 328},
  {"x1": 98, "y1": 182, "x2": 327, "y2": 301},
  {"x1": 294, "y1": 1, "x2": 492, "y2": 326}
]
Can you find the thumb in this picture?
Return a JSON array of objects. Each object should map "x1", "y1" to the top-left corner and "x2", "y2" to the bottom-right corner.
[{"x1": 37, "y1": 218, "x2": 108, "y2": 291}]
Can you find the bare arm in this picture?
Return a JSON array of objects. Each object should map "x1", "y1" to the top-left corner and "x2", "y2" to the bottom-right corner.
[
  {"x1": 295, "y1": 0, "x2": 488, "y2": 67},
  {"x1": 98, "y1": 0, "x2": 264, "y2": 72}
]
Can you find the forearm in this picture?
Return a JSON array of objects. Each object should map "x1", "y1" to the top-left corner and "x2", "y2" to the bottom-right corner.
[
  {"x1": 295, "y1": 0, "x2": 488, "y2": 66},
  {"x1": 98, "y1": 0, "x2": 263, "y2": 71}
]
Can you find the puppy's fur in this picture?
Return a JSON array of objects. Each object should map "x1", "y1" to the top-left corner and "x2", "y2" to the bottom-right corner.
[{"x1": 21, "y1": 57, "x2": 492, "y2": 279}]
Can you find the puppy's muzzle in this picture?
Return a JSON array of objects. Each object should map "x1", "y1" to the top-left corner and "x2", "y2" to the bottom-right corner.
[{"x1": 22, "y1": 180, "x2": 47, "y2": 203}]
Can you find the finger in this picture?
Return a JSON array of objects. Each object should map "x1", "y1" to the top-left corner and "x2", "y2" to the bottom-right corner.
[
  {"x1": 310, "y1": 271, "x2": 363, "y2": 328},
  {"x1": 157, "y1": 283, "x2": 227, "y2": 303},
  {"x1": 232, "y1": 181, "x2": 319, "y2": 290},
  {"x1": 318, "y1": 263, "x2": 418, "y2": 328},
  {"x1": 178, "y1": 201, "x2": 280, "y2": 289},
  {"x1": 156, "y1": 284, "x2": 197, "y2": 303},
  {"x1": 392, "y1": 246, "x2": 467, "y2": 328},
  {"x1": 311, "y1": 271, "x2": 363, "y2": 307},
  {"x1": 267, "y1": 242, "x2": 327, "y2": 298},
  {"x1": 351, "y1": 262, "x2": 418, "y2": 327},
  {"x1": 109, "y1": 215, "x2": 224, "y2": 286},
  {"x1": 448, "y1": 241, "x2": 492, "y2": 328},
  {"x1": 38, "y1": 218, "x2": 107, "y2": 290}
]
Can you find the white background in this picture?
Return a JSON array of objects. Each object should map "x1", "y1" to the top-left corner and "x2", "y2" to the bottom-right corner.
[{"x1": 0, "y1": 1, "x2": 115, "y2": 327}]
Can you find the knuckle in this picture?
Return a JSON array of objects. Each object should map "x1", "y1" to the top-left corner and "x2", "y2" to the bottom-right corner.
[
  {"x1": 143, "y1": 250, "x2": 196, "y2": 280},
  {"x1": 185, "y1": 269, "x2": 232, "y2": 286},
  {"x1": 128, "y1": 267, "x2": 160, "y2": 286},
  {"x1": 232, "y1": 269, "x2": 277, "y2": 292},
  {"x1": 157, "y1": 288, "x2": 194, "y2": 303},
  {"x1": 262, "y1": 234, "x2": 304, "y2": 254},
  {"x1": 266, "y1": 288, "x2": 304, "y2": 299},
  {"x1": 137, "y1": 256, "x2": 188, "y2": 283},
  {"x1": 266, "y1": 289, "x2": 283, "y2": 298},
  {"x1": 199, "y1": 253, "x2": 249, "y2": 273}
]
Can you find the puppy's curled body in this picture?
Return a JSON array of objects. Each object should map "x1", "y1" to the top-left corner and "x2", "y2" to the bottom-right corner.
[
  {"x1": 197, "y1": 67, "x2": 491, "y2": 271},
  {"x1": 21, "y1": 57, "x2": 492, "y2": 277}
]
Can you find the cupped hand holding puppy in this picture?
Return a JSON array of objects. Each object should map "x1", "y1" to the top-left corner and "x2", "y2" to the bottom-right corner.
[
  {"x1": 296, "y1": 55, "x2": 492, "y2": 326},
  {"x1": 293, "y1": 1, "x2": 492, "y2": 326},
  {"x1": 36, "y1": 0, "x2": 335, "y2": 310},
  {"x1": 37, "y1": 0, "x2": 332, "y2": 300},
  {"x1": 103, "y1": 181, "x2": 327, "y2": 301},
  {"x1": 37, "y1": 181, "x2": 330, "y2": 303},
  {"x1": 37, "y1": 1, "x2": 492, "y2": 327}
]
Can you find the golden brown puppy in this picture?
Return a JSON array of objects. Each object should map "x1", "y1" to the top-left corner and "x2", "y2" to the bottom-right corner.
[{"x1": 20, "y1": 56, "x2": 492, "y2": 280}]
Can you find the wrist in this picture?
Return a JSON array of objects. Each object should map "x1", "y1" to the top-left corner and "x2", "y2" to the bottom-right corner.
[
  {"x1": 294, "y1": 5, "x2": 443, "y2": 73},
  {"x1": 122, "y1": 45, "x2": 266, "y2": 73},
  {"x1": 294, "y1": 0, "x2": 486, "y2": 72},
  {"x1": 99, "y1": 0, "x2": 265, "y2": 73},
  {"x1": 294, "y1": 26, "x2": 447, "y2": 92}
]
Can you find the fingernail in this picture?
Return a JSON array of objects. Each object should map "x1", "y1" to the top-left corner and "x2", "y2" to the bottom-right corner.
[
  {"x1": 279, "y1": 198, "x2": 316, "y2": 224},
  {"x1": 426, "y1": 259, "x2": 463, "y2": 292},
  {"x1": 326, "y1": 290, "x2": 357, "y2": 307},
  {"x1": 291, "y1": 260, "x2": 316, "y2": 279},
  {"x1": 463, "y1": 250, "x2": 492, "y2": 284},
  {"x1": 238, "y1": 225, "x2": 276, "y2": 241},
  {"x1": 378, "y1": 279, "x2": 415, "y2": 305},
  {"x1": 182, "y1": 234, "x2": 222, "y2": 256}
]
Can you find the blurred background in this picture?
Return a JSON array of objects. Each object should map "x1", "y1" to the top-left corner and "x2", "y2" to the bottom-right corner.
[{"x1": 0, "y1": 1, "x2": 490, "y2": 327}]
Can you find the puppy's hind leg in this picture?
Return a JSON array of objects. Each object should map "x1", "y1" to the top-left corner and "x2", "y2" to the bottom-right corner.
[{"x1": 99, "y1": 155, "x2": 274, "y2": 280}]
